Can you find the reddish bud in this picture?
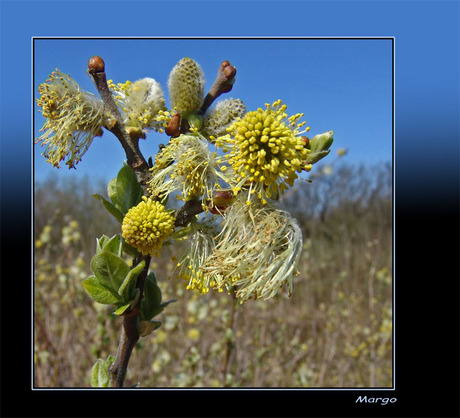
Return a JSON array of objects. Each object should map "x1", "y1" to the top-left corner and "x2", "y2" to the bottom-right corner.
[
  {"x1": 301, "y1": 136, "x2": 310, "y2": 147},
  {"x1": 208, "y1": 204, "x2": 228, "y2": 215},
  {"x1": 88, "y1": 56, "x2": 105, "y2": 73},
  {"x1": 212, "y1": 190, "x2": 235, "y2": 206},
  {"x1": 165, "y1": 113, "x2": 181, "y2": 137},
  {"x1": 223, "y1": 64, "x2": 236, "y2": 80}
]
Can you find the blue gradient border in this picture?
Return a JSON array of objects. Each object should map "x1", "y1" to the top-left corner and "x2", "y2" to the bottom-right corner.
[{"x1": 1, "y1": 1, "x2": 458, "y2": 417}]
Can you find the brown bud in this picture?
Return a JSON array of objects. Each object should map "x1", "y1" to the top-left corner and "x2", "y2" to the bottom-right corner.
[
  {"x1": 88, "y1": 56, "x2": 105, "y2": 73},
  {"x1": 301, "y1": 136, "x2": 310, "y2": 147},
  {"x1": 208, "y1": 204, "x2": 228, "y2": 215},
  {"x1": 212, "y1": 190, "x2": 235, "y2": 205},
  {"x1": 165, "y1": 113, "x2": 181, "y2": 137},
  {"x1": 223, "y1": 64, "x2": 236, "y2": 80}
]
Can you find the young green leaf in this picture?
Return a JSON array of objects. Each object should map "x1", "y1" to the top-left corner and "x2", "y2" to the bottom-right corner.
[
  {"x1": 140, "y1": 273, "x2": 177, "y2": 321},
  {"x1": 102, "y1": 234, "x2": 123, "y2": 257},
  {"x1": 114, "y1": 303, "x2": 131, "y2": 316},
  {"x1": 92, "y1": 194, "x2": 125, "y2": 223},
  {"x1": 118, "y1": 260, "x2": 145, "y2": 300},
  {"x1": 82, "y1": 275, "x2": 122, "y2": 305},
  {"x1": 90, "y1": 250, "x2": 130, "y2": 292},
  {"x1": 96, "y1": 235, "x2": 111, "y2": 253},
  {"x1": 140, "y1": 273, "x2": 162, "y2": 321},
  {"x1": 107, "y1": 177, "x2": 119, "y2": 207},
  {"x1": 90, "y1": 355, "x2": 115, "y2": 387},
  {"x1": 115, "y1": 164, "x2": 143, "y2": 213}
]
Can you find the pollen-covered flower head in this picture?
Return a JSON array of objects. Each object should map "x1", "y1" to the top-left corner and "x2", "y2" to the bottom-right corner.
[
  {"x1": 121, "y1": 197, "x2": 175, "y2": 256},
  {"x1": 149, "y1": 134, "x2": 226, "y2": 204},
  {"x1": 199, "y1": 194, "x2": 303, "y2": 303},
  {"x1": 167, "y1": 57, "x2": 205, "y2": 114},
  {"x1": 36, "y1": 69, "x2": 105, "y2": 168},
  {"x1": 217, "y1": 100, "x2": 309, "y2": 203},
  {"x1": 175, "y1": 227, "x2": 217, "y2": 295},
  {"x1": 108, "y1": 77, "x2": 166, "y2": 134}
]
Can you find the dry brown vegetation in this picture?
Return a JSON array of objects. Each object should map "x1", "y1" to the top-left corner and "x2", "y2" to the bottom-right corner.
[{"x1": 33, "y1": 161, "x2": 392, "y2": 388}]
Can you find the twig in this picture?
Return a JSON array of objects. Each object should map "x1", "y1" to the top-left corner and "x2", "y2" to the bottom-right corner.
[
  {"x1": 174, "y1": 199, "x2": 205, "y2": 227},
  {"x1": 87, "y1": 57, "x2": 151, "y2": 196},
  {"x1": 108, "y1": 255, "x2": 150, "y2": 387},
  {"x1": 197, "y1": 60, "x2": 236, "y2": 116},
  {"x1": 87, "y1": 56, "x2": 156, "y2": 387}
]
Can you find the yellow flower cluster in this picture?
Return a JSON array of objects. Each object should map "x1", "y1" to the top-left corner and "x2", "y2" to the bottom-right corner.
[
  {"x1": 149, "y1": 134, "x2": 223, "y2": 204},
  {"x1": 108, "y1": 78, "x2": 166, "y2": 134},
  {"x1": 36, "y1": 70, "x2": 105, "y2": 168},
  {"x1": 218, "y1": 100, "x2": 309, "y2": 203},
  {"x1": 122, "y1": 197, "x2": 175, "y2": 256}
]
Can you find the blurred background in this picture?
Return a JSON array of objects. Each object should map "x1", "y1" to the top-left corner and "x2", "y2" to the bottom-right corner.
[{"x1": 33, "y1": 38, "x2": 393, "y2": 387}]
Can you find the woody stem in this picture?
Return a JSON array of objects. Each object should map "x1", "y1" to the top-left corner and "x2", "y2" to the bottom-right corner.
[{"x1": 87, "y1": 65, "x2": 151, "y2": 195}]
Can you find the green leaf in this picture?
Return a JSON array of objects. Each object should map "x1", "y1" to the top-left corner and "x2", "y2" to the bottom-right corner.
[
  {"x1": 115, "y1": 164, "x2": 143, "y2": 213},
  {"x1": 92, "y1": 194, "x2": 125, "y2": 223},
  {"x1": 90, "y1": 355, "x2": 114, "y2": 387},
  {"x1": 138, "y1": 320, "x2": 161, "y2": 337},
  {"x1": 114, "y1": 303, "x2": 131, "y2": 316},
  {"x1": 306, "y1": 150, "x2": 331, "y2": 165},
  {"x1": 90, "y1": 250, "x2": 130, "y2": 292},
  {"x1": 118, "y1": 260, "x2": 145, "y2": 300},
  {"x1": 82, "y1": 275, "x2": 121, "y2": 305},
  {"x1": 140, "y1": 273, "x2": 177, "y2": 321},
  {"x1": 140, "y1": 273, "x2": 162, "y2": 321},
  {"x1": 103, "y1": 234, "x2": 123, "y2": 257},
  {"x1": 96, "y1": 235, "x2": 111, "y2": 254},
  {"x1": 107, "y1": 177, "x2": 119, "y2": 206}
]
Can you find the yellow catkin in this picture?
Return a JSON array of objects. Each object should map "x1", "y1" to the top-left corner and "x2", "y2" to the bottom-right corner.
[{"x1": 122, "y1": 197, "x2": 175, "y2": 256}]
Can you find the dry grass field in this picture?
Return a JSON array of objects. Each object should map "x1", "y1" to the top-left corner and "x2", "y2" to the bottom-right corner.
[{"x1": 33, "y1": 162, "x2": 392, "y2": 388}]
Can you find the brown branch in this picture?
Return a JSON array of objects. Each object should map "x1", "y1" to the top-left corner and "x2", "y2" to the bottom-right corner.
[
  {"x1": 108, "y1": 254, "x2": 151, "y2": 387},
  {"x1": 174, "y1": 199, "x2": 205, "y2": 227},
  {"x1": 197, "y1": 60, "x2": 236, "y2": 116},
  {"x1": 87, "y1": 57, "x2": 151, "y2": 196},
  {"x1": 87, "y1": 57, "x2": 155, "y2": 387}
]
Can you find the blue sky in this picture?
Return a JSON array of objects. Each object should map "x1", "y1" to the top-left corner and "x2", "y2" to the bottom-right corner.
[
  {"x1": 0, "y1": 0, "x2": 458, "y2": 210},
  {"x1": 33, "y1": 37, "x2": 393, "y2": 184}
]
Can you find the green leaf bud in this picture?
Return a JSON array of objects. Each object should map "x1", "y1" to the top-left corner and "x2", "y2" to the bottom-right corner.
[
  {"x1": 305, "y1": 149, "x2": 331, "y2": 165},
  {"x1": 185, "y1": 113, "x2": 202, "y2": 131},
  {"x1": 90, "y1": 355, "x2": 114, "y2": 387},
  {"x1": 114, "y1": 303, "x2": 131, "y2": 316},
  {"x1": 309, "y1": 130, "x2": 334, "y2": 153}
]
